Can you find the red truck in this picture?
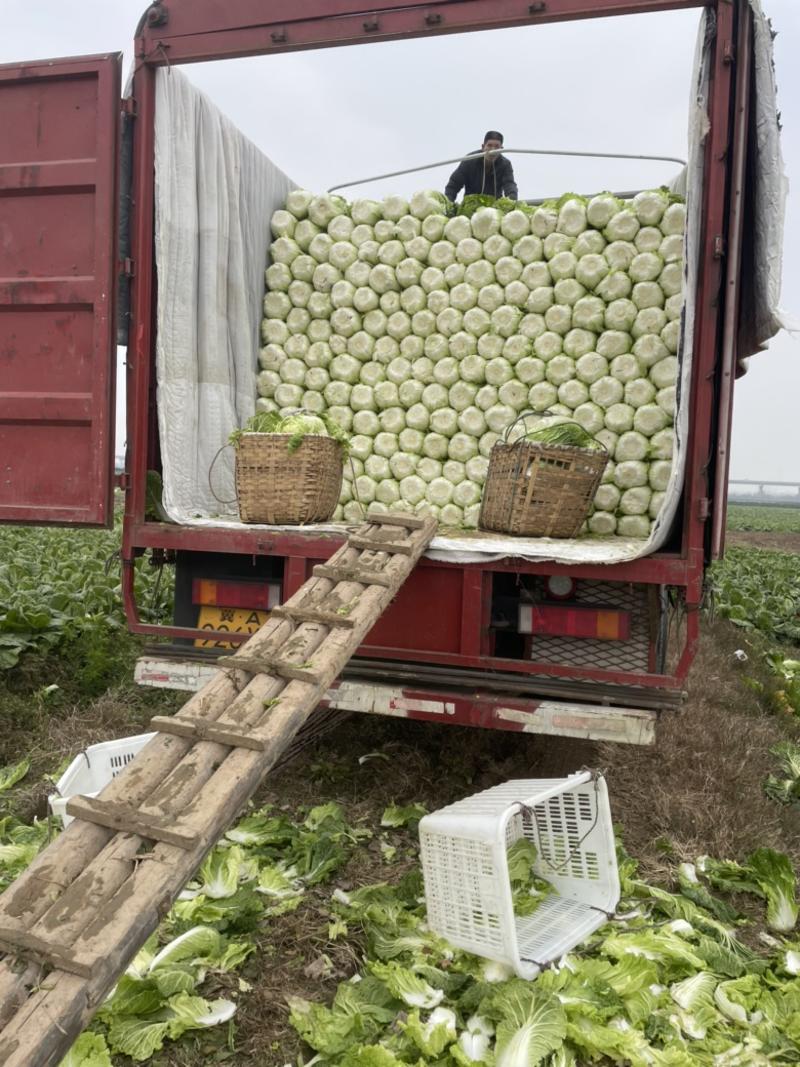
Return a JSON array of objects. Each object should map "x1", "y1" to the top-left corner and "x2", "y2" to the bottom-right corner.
[{"x1": 0, "y1": 0, "x2": 785, "y2": 746}]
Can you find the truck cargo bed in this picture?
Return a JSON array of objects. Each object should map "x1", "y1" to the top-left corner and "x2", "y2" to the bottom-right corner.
[{"x1": 158, "y1": 515, "x2": 671, "y2": 566}]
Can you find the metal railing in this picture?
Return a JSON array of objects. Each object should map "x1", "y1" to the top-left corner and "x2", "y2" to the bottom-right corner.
[
  {"x1": 327, "y1": 146, "x2": 687, "y2": 195},
  {"x1": 728, "y1": 479, "x2": 800, "y2": 505}
]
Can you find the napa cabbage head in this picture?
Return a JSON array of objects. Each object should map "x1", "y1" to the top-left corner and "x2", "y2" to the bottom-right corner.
[
  {"x1": 410, "y1": 189, "x2": 453, "y2": 220},
  {"x1": 747, "y1": 848, "x2": 798, "y2": 933},
  {"x1": 486, "y1": 983, "x2": 567, "y2": 1067},
  {"x1": 404, "y1": 1006, "x2": 458, "y2": 1057},
  {"x1": 369, "y1": 961, "x2": 444, "y2": 1009}
]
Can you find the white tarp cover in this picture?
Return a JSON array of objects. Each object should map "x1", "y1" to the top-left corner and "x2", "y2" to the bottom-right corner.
[
  {"x1": 738, "y1": 0, "x2": 796, "y2": 364},
  {"x1": 154, "y1": 68, "x2": 294, "y2": 521},
  {"x1": 154, "y1": 4, "x2": 785, "y2": 565}
]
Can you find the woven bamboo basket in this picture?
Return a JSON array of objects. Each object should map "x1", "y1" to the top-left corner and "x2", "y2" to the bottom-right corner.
[
  {"x1": 479, "y1": 413, "x2": 608, "y2": 538},
  {"x1": 234, "y1": 432, "x2": 344, "y2": 525}
]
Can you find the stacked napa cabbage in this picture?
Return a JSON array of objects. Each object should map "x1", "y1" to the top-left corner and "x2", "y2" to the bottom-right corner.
[{"x1": 258, "y1": 187, "x2": 685, "y2": 537}]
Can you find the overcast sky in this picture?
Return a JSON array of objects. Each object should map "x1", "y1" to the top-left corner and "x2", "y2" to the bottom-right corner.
[{"x1": 3, "y1": 1, "x2": 798, "y2": 485}]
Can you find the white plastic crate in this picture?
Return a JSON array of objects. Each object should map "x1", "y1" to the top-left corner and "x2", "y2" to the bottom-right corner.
[
  {"x1": 48, "y1": 733, "x2": 156, "y2": 827},
  {"x1": 419, "y1": 771, "x2": 619, "y2": 979}
]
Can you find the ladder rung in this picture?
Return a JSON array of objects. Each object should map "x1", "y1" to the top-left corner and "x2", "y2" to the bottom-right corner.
[
  {"x1": 363, "y1": 513, "x2": 427, "y2": 530},
  {"x1": 0, "y1": 921, "x2": 96, "y2": 979},
  {"x1": 150, "y1": 715, "x2": 267, "y2": 751},
  {"x1": 349, "y1": 535, "x2": 413, "y2": 555},
  {"x1": 312, "y1": 563, "x2": 392, "y2": 587},
  {"x1": 217, "y1": 654, "x2": 323, "y2": 685},
  {"x1": 64, "y1": 796, "x2": 200, "y2": 850},
  {"x1": 271, "y1": 604, "x2": 356, "y2": 629}
]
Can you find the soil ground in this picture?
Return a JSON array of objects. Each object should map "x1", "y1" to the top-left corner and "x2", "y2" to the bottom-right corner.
[{"x1": 727, "y1": 529, "x2": 800, "y2": 553}]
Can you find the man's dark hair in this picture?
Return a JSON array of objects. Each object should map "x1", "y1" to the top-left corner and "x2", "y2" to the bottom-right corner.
[{"x1": 483, "y1": 130, "x2": 504, "y2": 144}]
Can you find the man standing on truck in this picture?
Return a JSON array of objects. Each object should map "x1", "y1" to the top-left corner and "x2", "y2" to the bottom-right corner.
[{"x1": 445, "y1": 131, "x2": 519, "y2": 203}]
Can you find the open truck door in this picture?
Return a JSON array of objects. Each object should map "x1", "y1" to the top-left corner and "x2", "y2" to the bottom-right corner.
[{"x1": 0, "y1": 52, "x2": 122, "y2": 526}]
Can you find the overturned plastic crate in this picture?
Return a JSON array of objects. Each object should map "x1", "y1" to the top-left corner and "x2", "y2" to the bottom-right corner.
[
  {"x1": 48, "y1": 733, "x2": 156, "y2": 828},
  {"x1": 419, "y1": 771, "x2": 619, "y2": 979}
]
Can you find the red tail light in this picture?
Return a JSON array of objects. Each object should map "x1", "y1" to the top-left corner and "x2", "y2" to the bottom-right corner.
[
  {"x1": 518, "y1": 603, "x2": 630, "y2": 640},
  {"x1": 192, "y1": 578, "x2": 281, "y2": 610}
]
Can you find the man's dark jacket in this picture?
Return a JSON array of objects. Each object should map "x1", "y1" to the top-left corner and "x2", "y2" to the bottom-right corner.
[{"x1": 445, "y1": 150, "x2": 518, "y2": 202}]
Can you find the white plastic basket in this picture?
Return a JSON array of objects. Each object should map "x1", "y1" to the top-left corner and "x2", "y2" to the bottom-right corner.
[
  {"x1": 419, "y1": 771, "x2": 619, "y2": 979},
  {"x1": 48, "y1": 733, "x2": 156, "y2": 827}
]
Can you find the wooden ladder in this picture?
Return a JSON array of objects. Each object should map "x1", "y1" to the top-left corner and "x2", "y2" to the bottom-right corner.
[{"x1": 0, "y1": 514, "x2": 436, "y2": 1067}]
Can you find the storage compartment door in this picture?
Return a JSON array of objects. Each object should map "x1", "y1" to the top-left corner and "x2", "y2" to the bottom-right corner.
[{"x1": 0, "y1": 53, "x2": 122, "y2": 525}]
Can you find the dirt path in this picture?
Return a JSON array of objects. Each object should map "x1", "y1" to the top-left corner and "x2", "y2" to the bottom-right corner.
[{"x1": 726, "y1": 530, "x2": 800, "y2": 553}]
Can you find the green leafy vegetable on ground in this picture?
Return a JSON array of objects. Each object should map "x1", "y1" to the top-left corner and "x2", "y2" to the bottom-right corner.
[
  {"x1": 0, "y1": 814, "x2": 56, "y2": 891},
  {"x1": 708, "y1": 547, "x2": 800, "y2": 644},
  {"x1": 764, "y1": 741, "x2": 800, "y2": 807},
  {"x1": 381, "y1": 803, "x2": 428, "y2": 829},
  {"x1": 45, "y1": 800, "x2": 366, "y2": 1064},
  {"x1": 58, "y1": 1031, "x2": 113, "y2": 1067},
  {"x1": 0, "y1": 758, "x2": 30, "y2": 793},
  {"x1": 507, "y1": 838, "x2": 554, "y2": 917},
  {"x1": 748, "y1": 847, "x2": 799, "y2": 933},
  {"x1": 0, "y1": 786, "x2": 788, "y2": 1065},
  {"x1": 291, "y1": 838, "x2": 800, "y2": 1065}
]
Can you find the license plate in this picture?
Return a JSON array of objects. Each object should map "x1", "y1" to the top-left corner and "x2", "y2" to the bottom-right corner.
[{"x1": 194, "y1": 606, "x2": 269, "y2": 649}]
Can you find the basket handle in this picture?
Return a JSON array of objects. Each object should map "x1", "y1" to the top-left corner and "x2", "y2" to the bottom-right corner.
[
  {"x1": 208, "y1": 443, "x2": 238, "y2": 505},
  {"x1": 208, "y1": 407, "x2": 313, "y2": 509}
]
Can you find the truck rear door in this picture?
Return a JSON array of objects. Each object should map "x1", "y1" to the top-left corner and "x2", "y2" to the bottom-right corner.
[{"x1": 0, "y1": 53, "x2": 121, "y2": 526}]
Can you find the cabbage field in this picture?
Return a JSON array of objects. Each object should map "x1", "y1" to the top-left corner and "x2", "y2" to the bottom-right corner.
[
  {"x1": 727, "y1": 505, "x2": 800, "y2": 534},
  {"x1": 257, "y1": 188, "x2": 685, "y2": 538},
  {"x1": 710, "y1": 536, "x2": 800, "y2": 719},
  {"x1": 0, "y1": 518, "x2": 170, "y2": 672},
  {"x1": 711, "y1": 546, "x2": 800, "y2": 645}
]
